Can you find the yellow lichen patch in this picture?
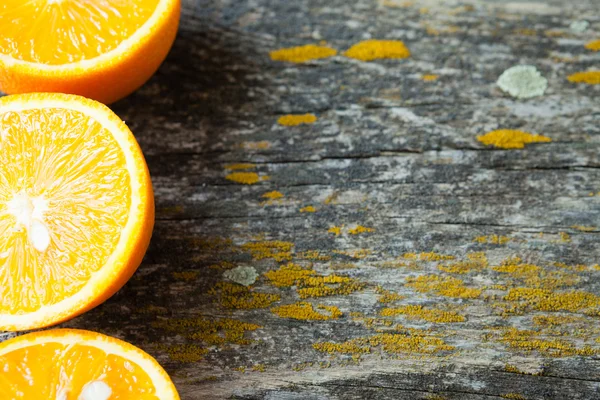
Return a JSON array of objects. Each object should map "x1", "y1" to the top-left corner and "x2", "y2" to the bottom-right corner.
[
  {"x1": 251, "y1": 364, "x2": 266, "y2": 372},
  {"x1": 172, "y1": 271, "x2": 200, "y2": 281},
  {"x1": 262, "y1": 190, "x2": 284, "y2": 200},
  {"x1": 324, "y1": 191, "x2": 340, "y2": 204},
  {"x1": 271, "y1": 302, "x2": 342, "y2": 320},
  {"x1": 158, "y1": 344, "x2": 208, "y2": 363},
  {"x1": 502, "y1": 394, "x2": 527, "y2": 400},
  {"x1": 474, "y1": 235, "x2": 510, "y2": 244},
  {"x1": 328, "y1": 225, "x2": 343, "y2": 236},
  {"x1": 514, "y1": 28, "x2": 537, "y2": 36},
  {"x1": 297, "y1": 275, "x2": 366, "y2": 299},
  {"x1": 380, "y1": 305, "x2": 465, "y2": 323},
  {"x1": 559, "y1": 232, "x2": 571, "y2": 243},
  {"x1": 241, "y1": 141, "x2": 271, "y2": 150},
  {"x1": 209, "y1": 261, "x2": 236, "y2": 270},
  {"x1": 333, "y1": 249, "x2": 371, "y2": 259},
  {"x1": 298, "y1": 250, "x2": 331, "y2": 261},
  {"x1": 500, "y1": 328, "x2": 596, "y2": 357},
  {"x1": 277, "y1": 113, "x2": 318, "y2": 126},
  {"x1": 242, "y1": 240, "x2": 294, "y2": 261},
  {"x1": 553, "y1": 262, "x2": 586, "y2": 272},
  {"x1": 300, "y1": 205, "x2": 316, "y2": 213},
  {"x1": 533, "y1": 315, "x2": 583, "y2": 327},
  {"x1": 264, "y1": 262, "x2": 317, "y2": 287},
  {"x1": 210, "y1": 282, "x2": 280, "y2": 309},
  {"x1": 585, "y1": 40, "x2": 600, "y2": 51},
  {"x1": 313, "y1": 333, "x2": 454, "y2": 355},
  {"x1": 348, "y1": 225, "x2": 375, "y2": 235},
  {"x1": 270, "y1": 44, "x2": 337, "y2": 63},
  {"x1": 376, "y1": 286, "x2": 405, "y2": 303},
  {"x1": 568, "y1": 71, "x2": 600, "y2": 85},
  {"x1": 493, "y1": 261, "x2": 579, "y2": 290},
  {"x1": 405, "y1": 275, "x2": 481, "y2": 299},
  {"x1": 225, "y1": 163, "x2": 255, "y2": 171},
  {"x1": 226, "y1": 172, "x2": 269, "y2": 185},
  {"x1": 505, "y1": 364, "x2": 523, "y2": 374},
  {"x1": 421, "y1": 74, "x2": 439, "y2": 81},
  {"x1": 505, "y1": 288, "x2": 600, "y2": 313},
  {"x1": 439, "y1": 252, "x2": 488, "y2": 274},
  {"x1": 477, "y1": 130, "x2": 552, "y2": 149},
  {"x1": 403, "y1": 252, "x2": 455, "y2": 261},
  {"x1": 153, "y1": 316, "x2": 261, "y2": 346},
  {"x1": 192, "y1": 236, "x2": 234, "y2": 252},
  {"x1": 571, "y1": 225, "x2": 596, "y2": 232},
  {"x1": 344, "y1": 40, "x2": 410, "y2": 61}
]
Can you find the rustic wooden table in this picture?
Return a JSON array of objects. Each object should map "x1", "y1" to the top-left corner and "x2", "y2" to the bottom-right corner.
[{"x1": 4, "y1": 0, "x2": 600, "y2": 398}]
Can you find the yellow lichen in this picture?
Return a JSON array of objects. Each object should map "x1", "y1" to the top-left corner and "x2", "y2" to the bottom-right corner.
[
  {"x1": 438, "y1": 252, "x2": 488, "y2": 274},
  {"x1": 532, "y1": 315, "x2": 582, "y2": 326},
  {"x1": 159, "y1": 344, "x2": 208, "y2": 363},
  {"x1": 226, "y1": 172, "x2": 268, "y2": 185},
  {"x1": 262, "y1": 190, "x2": 284, "y2": 200},
  {"x1": 271, "y1": 302, "x2": 342, "y2": 320},
  {"x1": 344, "y1": 40, "x2": 410, "y2": 61},
  {"x1": 208, "y1": 261, "x2": 236, "y2": 270},
  {"x1": 500, "y1": 328, "x2": 596, "y2": 357},
  {"x1": 405, "y1": 275, "x2": 481, "y2": 299},
  {"x1": 380, "y1": 305, "x2": 465, "y2": 323},
  {"x1": 270, "y1": 44, "x2": 337, "y2": 63},
  {"x1": 571, "y1": 225, "x2": 596, "y2": 232},
  {"x1": 241, "y1": 141, "x2": 271, "y2": 150},
  {"x1": 348, "y1": 225, "x2": 375, "y2": 235},
  {"x1": 504, "y1": 288, "x2": 600, "y2": 312},
  {"x1": 421, "y1": 74, "x2": 439, "y2": 81},
  {"x1": 300, "y1": 205, "x2": 316, "y2": 213},
  {"x1": 242, "y1": 240, "x2": 294, "y2": 261},
  {"x1": 210, "y1": 282, "x2": 280, "y2": 309},
  {"x1": 277, "y1": 113, "x2": 318, "y2": 126},
  {"x1": 568, "y1": 71, "x2": 600, "y2": 85},
  {"x1": 298, "y1": 250, "x2": 331, "y2": 261},
  {"x1": 333, "y1": 249, "x2": 371, "y2": 259},
  {"x1": 225, "y1": 163, "x2": 255, "y2": 171},
  {"x1": 559, "y1": 232, "x2": 571, "y2": 243},
  {"x1": 473, "y1": 235, "x2": 510, "y2": 244},
  {"x1": 375, "y1": 286, "x2": 405, "y2": 303},
  {"x1": 477, "y1": 130, "x2": 552, "y2": 149},
  {"x1": 403, "y1": 252, "x2": 455, "y2": 261},
  {"x1": 585, "y1": 40, "x2": 600, "y2": 51},
  {"x1": 172, "y1": 271, "x2": 200, "y2": 281},
  {"x1": 252, "y1": 364, "x2": 266, "y2": 372},
  {"x1": 264, "y1": 262, "x2": 317, "y2": 287},
  {"x1": 328, "y1": 225, "x2": 343, "y2": 236},
  {"x1": 504, "y1": 364, "x2": 523, "y2": 374},
  {"x1": 313, "y1": 333, "x2": 454, "y2": 355},
  {"x1": 264, "y1": 263, "x2": 365, "y2": 298}
]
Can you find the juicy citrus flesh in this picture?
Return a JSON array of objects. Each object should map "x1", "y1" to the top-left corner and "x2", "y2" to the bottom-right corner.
[
  {"x1": 0, "y1": 0, "x2": 161, "y2": 65},
  {"x1": 0, "y1": 329, "x2": 178, "y2": 399},
  {"x1": 0, "y1": 106, "x2": 131, "y2": 314}
]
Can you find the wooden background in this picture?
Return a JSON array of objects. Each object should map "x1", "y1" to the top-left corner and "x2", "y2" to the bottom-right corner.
[{"x1": 3, "y1": 0, "x2": 600, "y2": 398}]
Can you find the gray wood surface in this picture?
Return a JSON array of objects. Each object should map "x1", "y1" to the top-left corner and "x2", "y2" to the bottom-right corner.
[{"x1": 4, "y1": 0, "x2": 600, "y2": 399}]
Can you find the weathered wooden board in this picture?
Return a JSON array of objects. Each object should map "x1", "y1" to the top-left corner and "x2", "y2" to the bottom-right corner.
[{"x1": 3, "y1": 0, "x2": 600, "y2": 399}]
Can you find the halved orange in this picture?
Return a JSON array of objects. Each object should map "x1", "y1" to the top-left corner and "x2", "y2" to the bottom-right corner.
[
  {"x1": 0, "y1": 0, "x2": 181, "y2": 104},
  {"x1": 0, "y1": 329, "x2": 179, "y2": 399},
  {"x1": 0, "y1": 93, "x2": 154, "y2": 331}
]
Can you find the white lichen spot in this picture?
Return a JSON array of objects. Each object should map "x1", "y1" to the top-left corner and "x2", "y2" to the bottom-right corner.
[
  {"x1": 569, "y1": 20, "x2": 589, "y2": 33},
  {"x1": 497, "y1": 65, "x2": 548, "y2": 99},
  {"x1": 78, "y1": 381, "x2": 112, "y2": 400},
  {"x1": 223, "y1": 266, "x2": 259, "y2": 286}
]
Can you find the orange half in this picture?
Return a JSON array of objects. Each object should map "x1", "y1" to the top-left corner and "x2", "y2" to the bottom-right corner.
[
  {"x1": 0, "y1": 329, "x2": 179, "y2": 399},
  {"x1": 0, "y1": 0, "x2": 181, "y2": 103},
  {"x1": 0, "y1": 93, "x2": 154, "y2": 331}
]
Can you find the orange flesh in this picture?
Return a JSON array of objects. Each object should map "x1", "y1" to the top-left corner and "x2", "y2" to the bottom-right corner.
[
  {"x1": 0, "y1": 0, "x2": 161, "y2": 65},
  {"x1": 0, "y1": 342, "x2": 158, "y2": 398},
  {"x1": 0, "y1": 107, "x2": 131, "y2": 313}
]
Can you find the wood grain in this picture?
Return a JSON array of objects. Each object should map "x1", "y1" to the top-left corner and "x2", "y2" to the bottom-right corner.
[{"x1": 3, "y1": 0, "x2": 600, "y2": 399}]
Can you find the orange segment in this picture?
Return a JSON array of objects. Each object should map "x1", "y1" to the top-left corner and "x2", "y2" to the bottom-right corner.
[
  {"x1": 0, "y1": 0, "x2": 180, "y2": 103},
  {"x1": 0, "y1": 329, "x2": 179, "y2": 399},
  {"x1": 0, "y1": 93, "x2": 154, "y2": 331}
]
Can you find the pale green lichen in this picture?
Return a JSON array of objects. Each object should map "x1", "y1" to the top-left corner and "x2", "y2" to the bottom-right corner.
[
  {"x1": 497, "y1": 65, "x2": 547, "y2": 99},
  {"x1": 223, "y1": 266, "x2": 259, "y2": 286}
]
